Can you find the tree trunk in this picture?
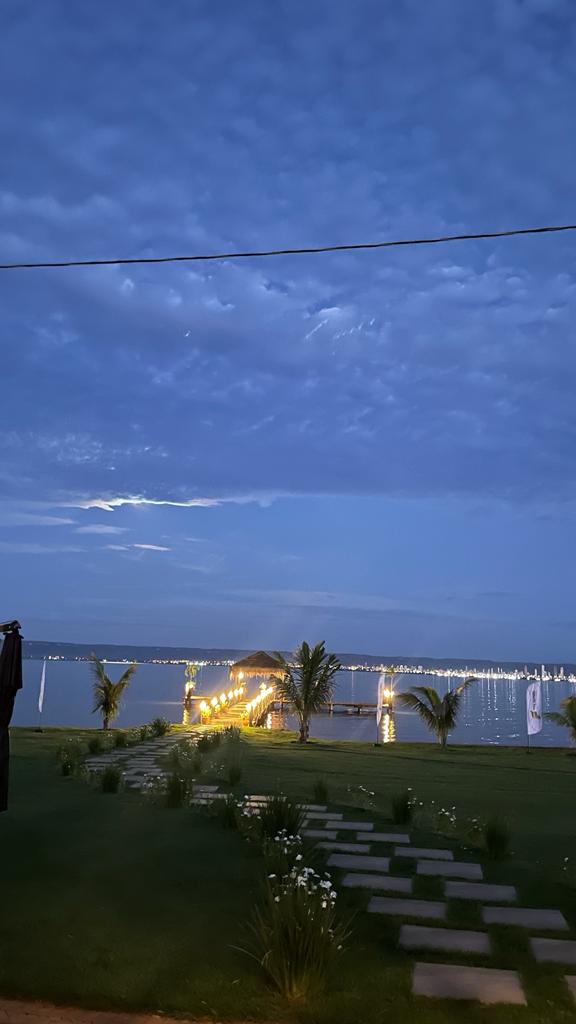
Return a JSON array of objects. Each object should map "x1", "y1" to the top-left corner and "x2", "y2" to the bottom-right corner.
[
  {"x1": 103, "y1": 716, "x2": 109, "y2": 731},
  {"x1": 298, "y1": 717, "x2": 309, "y2": 743}
]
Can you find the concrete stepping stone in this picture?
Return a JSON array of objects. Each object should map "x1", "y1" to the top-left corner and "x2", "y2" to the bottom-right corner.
[
  {"x1": 303, "y1": 830, "x2": 338, "y2": 840},
  {"x1": 303, "y1": 811, "x2": 343, "y2": 821},
  {"x1": 401, "y1": 924, "x2": 490, "y2": 955},
  {"x1": 334, "y1": 821, "x2": 374, "y2": 832},
  {"x1": 369, "y1": 897, "x2": 446, "y2": 920},
  {"x1": 298, "y1": 804, "x2": 327, "y2": 812},
  {"x1": 445, "y1": 881, "x2": 517, "y2": 903},
  {"x1": 483, "y1": 906, "x2": 569, "y2": 931},
  {"x1": 316, "y1": 842, "x2": 371, "y2": 854},
  {"x1": 193, "y1": 785, "x2": 219, "y2": 793},
  {"x1": 566, "y1": 976, "x2": 576, "y2": 1004},
  {"x1": 343, "y1": 872, "x2": 412, "y2": 894},
  {"x1": 418, "y1": 860, "x2": 482, "y2": 880},
  {"x1": 395, "y1": 846, "x2": 453, "y2": 861},
  {"x1": 368, "y1": 832, "x2": 410, "y2": 844},
  {"x1": 328, "y1": 853, "x2": 390, "y2": 872},
  {"x1": 530, "y1": 938, "x2": 576, "y2": 964},
  {"x1": 413, "y1": 963, "x2": 526, "y2": 1005}
]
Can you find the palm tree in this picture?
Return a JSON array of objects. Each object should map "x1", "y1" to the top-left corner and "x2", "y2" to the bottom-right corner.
[
  {"x1": 545, "y1": 695, "x2": 576, "y2": 746},
  {"x1": 396, "y1": 679, "x2": 476, "y2": 748},
  {"x1": 90, "y1": 653, "x2": 137, "y2": 730},
  {"x1": 273, "y1": 641, "x2": 341, "y2": 743}
]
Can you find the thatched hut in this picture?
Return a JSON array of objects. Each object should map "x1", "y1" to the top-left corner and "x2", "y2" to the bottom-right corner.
[{"x1": 229, "y1": 650, "x2": 283, "y2": 683}]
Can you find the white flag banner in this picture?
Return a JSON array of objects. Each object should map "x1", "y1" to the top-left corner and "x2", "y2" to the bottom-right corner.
[
  {"x1": 38, "y1": 659, "x2": 46, "y2": 713},
  {"x1": 526, "y1": 680, "x2": 542, "y2": 736},
  {"x1": 376, "y1": 673, "x2": 386, "y2": 727}
]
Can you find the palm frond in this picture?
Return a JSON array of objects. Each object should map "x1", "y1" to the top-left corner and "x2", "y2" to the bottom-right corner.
[
  {"x1": 396, "y1": 691, "x2": 442, "y2": 737},
  {"x1": 545, "y1": 711, "x2": 569, "y2": 728}
]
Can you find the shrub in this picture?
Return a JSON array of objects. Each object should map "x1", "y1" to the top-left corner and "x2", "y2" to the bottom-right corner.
[
  {"x1": 312, "y1": 777, "x2": 328, "y2": 804},
  {"x1": 150, "y1": 717, "x2": 172, "y2": 738},
  {"x1": 483, "y1": 817, "x2": 511, "y2": 860},
  {"x1": 101, "y1": 765, "x2": 122, "y2": 793},
  {"x1": 138, "y1": 724, "x2": 153, "y2": 742},
  {"x1": 113, "y1": 731, "x2": 128, "y2": 748},
  {"x1": 247, "y1": 867, "x2": 348, "y2": 999},
  {"x1": 56, "y1": 739, "x2": 85, "y2": 776},
  {"x1": 126, "y1": 728, "x2": 142, "y2": 746},
  {"x1": 197, "y1": 731, "x2": 222, "y2": 754},
  {"x1": 87, "y1": 735, "x2": 104, "y2": 755},
  {"x1": 259, "y1": 795, "x2": 305, "y2": 841},
  {"x1": 164, "y1": 772, "x2": 190, "y2": 808},
  {"x1": 391, "y1": 788, "x2": 414, "y2": 825}
]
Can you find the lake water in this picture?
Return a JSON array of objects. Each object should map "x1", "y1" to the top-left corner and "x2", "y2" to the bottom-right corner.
[{"x1": 11, "y1": 660, "x2": 576, "y2": 747}]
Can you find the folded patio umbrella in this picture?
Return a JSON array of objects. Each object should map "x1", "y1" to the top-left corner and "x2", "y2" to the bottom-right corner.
[{"x1": 0, "y1": 621, "x2": 23, "y2": 813}]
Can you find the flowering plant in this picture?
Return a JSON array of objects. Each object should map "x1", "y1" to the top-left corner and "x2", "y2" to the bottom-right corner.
[{"x1": 246, "y1": 864, "x2": 348, "y2": 1000}]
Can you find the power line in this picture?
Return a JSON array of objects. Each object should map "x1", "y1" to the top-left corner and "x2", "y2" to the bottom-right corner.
[{"x1": 1, "y1": 222, "x2": 575, "y2": 271}]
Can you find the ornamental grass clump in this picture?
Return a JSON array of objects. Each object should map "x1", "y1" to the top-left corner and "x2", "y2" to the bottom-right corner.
[
  {"x1": 247, "y1": 866, "x2": 348, "y2": 1000},
  {"x1": 483, "y1": 817, "x2": 511, "y2": 860},
  {"x1": 150, "y1": 717, "x2": 171, "y2": 737},
  {"x1": 258, "y1": 795, "x2": 305, "y2": 841},
  {"x1": 87, "y1": 735, "x2": 105, "y2": 755},
  {"x1": 312, "y1": 777, "x2": 329, "y2": 804},
  {"x1": 56, "y1": 738, "x2": 85, "y2": 776},
  {"x1": 197, "y1": 731, "x2": 222, "y2": 754},
  {"x1": 167, "y1": 737, "x2": 202, "y2": 778},
  {"x1": 100, "y1": 764, "x2": 122, "y2": 793},
  {"x1": 263, "y1": 830, "x2": 305, "y2": 878},
  {"x1": 164, "y1": 772, "x2": 191, "y2": 808},
  {"x1": 113, "y1": 730, "x2": 129, "y2": 748},
  {"x1": 225, "y1": 750, "x2": 243, "y2": 786},
  {"x1": 391, "y1": 787, "x2": 414, "y2": 825},
  {"x1": 215, "y1": 793, "x2": 239, "y2": 829}
]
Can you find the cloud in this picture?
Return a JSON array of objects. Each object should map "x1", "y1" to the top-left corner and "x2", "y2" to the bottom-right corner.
[
  {"x1": 0, "y1": 511, "x2": 76, "y2": 527},
  {"x1": 0, "y1": 542, "x2": 84, "y2": 554},
  {"x1": 104, "y1": 544, "x2": 130, "y2": 551},
  {"x1": 132, "y1": 543, "x2": 171, "y2": 551},
  {"x1": 75, "y1": 524, "x2": 128, "y2": 535}
]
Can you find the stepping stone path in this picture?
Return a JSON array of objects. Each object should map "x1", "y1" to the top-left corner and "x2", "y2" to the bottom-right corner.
[
  {"x1": 395, "y1": 846, "x2": 453, "y2": 861},
  {"x1": 445, "y1": 881, "x2": 517, "y2": 903},
  {"x1": 413, "y1": 963, "x2": 526, "y2": 1005},
  {"x1": 328, "y1": 853, "x2": 390, "y2": 872},
  {"x1": 311, "y1": 811, "x2": 574, "y2": 1013},
  {"x1": 303, "y1": 829, "x2": 338, "y2": 840},
  {"x1": 530, "y1": 938, "x2": 576, "y2": 964},
  {"x1": 84, "y1": 735, "x2": 184, "y2": 790},
  {"x1": 417, "y1": 860, "x2": 483, "y2": 880},
  {"x1": 482, "y1": 906, "x2": 569, "y2": 931},
  {"x1": 401, "y1": 925, "x2": 491, "y2": 955},
  {"x1": 369, "y1": 896, "x2": 447, "y2": 921},
  {"x1": 343, "y1": 872, "x2": 412, "y2": 894}
]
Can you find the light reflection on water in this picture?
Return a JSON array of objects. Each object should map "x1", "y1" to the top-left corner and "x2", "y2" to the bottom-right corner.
[{"x1": 12, "y1": 661, "x2": 576, "y2": 747}]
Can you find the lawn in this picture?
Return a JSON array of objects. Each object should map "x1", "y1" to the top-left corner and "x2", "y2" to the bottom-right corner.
[{"x1": 1, "y1": 727, "x2": 576, "y2": 1023}]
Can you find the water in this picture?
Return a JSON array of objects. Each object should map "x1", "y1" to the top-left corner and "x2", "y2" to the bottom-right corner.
[{"x1": 12, "y1": 661, "x2": 576, "y2": 747}]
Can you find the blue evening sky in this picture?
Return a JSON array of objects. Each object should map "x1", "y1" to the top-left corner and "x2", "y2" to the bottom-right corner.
[{"x1": 1, "y1": 0, "x2": 576, "y2": 661}]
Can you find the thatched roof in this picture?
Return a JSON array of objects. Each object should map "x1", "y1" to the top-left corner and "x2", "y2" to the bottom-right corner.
[{"x1": 229, "y1": 650, "x2": 283, "y2": 680}]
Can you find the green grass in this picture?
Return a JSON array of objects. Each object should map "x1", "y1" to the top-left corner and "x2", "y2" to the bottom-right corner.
[{"x1": 1, "y1": 727, "x2": 576, "y2": 1023}]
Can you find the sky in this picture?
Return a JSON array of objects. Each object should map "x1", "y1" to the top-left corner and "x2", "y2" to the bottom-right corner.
[{"x1": 1, "y1": 0, "x2": 576, "y2": 662}]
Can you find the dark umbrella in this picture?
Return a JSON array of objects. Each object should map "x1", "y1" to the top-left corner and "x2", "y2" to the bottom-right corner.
[{"x1": 0, "y1": 620, "x2": 23, "y2": 813}]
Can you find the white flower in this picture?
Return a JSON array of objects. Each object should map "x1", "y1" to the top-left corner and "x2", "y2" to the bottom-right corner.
[
  {"x1": 274, "y1": 896, "x2": 280, "y2": 903},
  {"x1": 295, "y1": 854, "x2": 302, "y2": 861}
]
